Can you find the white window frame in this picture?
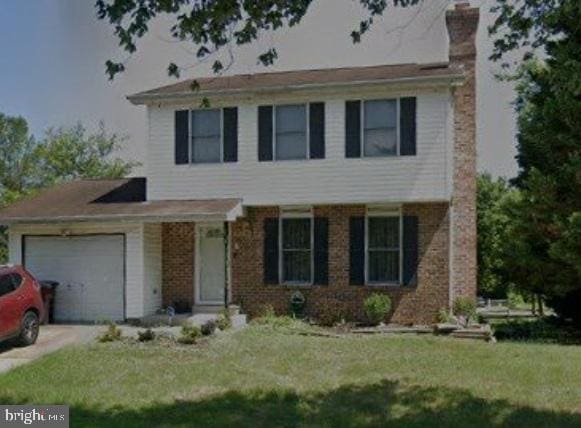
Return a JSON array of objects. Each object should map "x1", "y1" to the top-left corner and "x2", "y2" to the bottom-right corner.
[
  {"x1": 365, "y1": 206, "x2": 403, "y2": 286},
  {"x1": 279, "y1": 206, "x2": 314, "y2": 286},
  {"x1": 188, "y1": 108, "x2": 224, "y2": 165},
  {"x1": 361, "y1": 98, "x2": 401, "y2": 158},
  {"x1": 273, "y1": 103, "x2": 311, "y2": 161}
]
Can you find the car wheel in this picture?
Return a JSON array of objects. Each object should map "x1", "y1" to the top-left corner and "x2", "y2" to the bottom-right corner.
[{"x1": 17, "y1": 311, "x2": 40, "y2": 347}]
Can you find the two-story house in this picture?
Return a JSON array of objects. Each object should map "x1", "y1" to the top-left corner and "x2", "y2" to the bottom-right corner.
[{"x1": 0, "y1": 3, "x2": 479, "y2": 324}]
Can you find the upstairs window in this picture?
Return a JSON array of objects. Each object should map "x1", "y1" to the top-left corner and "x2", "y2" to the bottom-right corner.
[
  {"x1": 275, "y1": 104, "x2": 307, "y2": 160},
  {"x1": 364, "y1": 99, "x2": 398, "y2": 157},
  {"x1": 191, "y1": 109, "x2": 221, "y2": 163}
]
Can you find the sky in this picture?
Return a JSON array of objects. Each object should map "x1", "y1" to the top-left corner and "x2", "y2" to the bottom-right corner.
[{"x1": 0, "y1": 0, "x2": 517, "y2": 178}]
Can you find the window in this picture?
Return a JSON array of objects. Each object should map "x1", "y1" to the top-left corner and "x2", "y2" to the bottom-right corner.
[
  {"x1": 363, "y1": 99, "x2": 398, "y2": 157},
  {"x1": 191, "y1": 109, "x2": 221, "y2": 163},
  {"x1": 0, "y1": 274, "x2": 16, "y2": 297},
  {"x1": 367, "y1": 216, "x2": 401, "y2": 284},
  {"x1": 280, "y1": 213, "x2": 313, "y2": 284},
  {"x1": 275, "y1": 104, "x2": 307, "y2": 160}
]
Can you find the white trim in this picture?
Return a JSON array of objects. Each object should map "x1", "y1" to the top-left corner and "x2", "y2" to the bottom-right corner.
[
  {"x1": 364, "y1": 206, "x2": 403, "y2": 286},
  {"x1": 195, "y1": 222, "x2": 227, "y2": 305}
]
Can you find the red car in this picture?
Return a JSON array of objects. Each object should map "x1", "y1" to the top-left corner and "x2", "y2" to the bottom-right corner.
[{"x1": 0, "y1": 265, "x2": 44, "y2": 346}]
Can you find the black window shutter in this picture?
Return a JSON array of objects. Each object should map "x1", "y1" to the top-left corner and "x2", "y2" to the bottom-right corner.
[
  {"x1": 258, "y1": 105, "x2": 273, "y2": 161},
  {"x1": 349, "y1": 216, "x2": 365, "y2": 285},
  {"x1": 263, "y1": 217, "x2": 279, "y2": 284},
  {"x1": 345, "y1": 101, "x2": 361, "y2": 158},
  {"x1": 174, "y1": 110, "x2": 189, "y2": 164},
  {"x1": 403, "y1": 215, "x2": 419, "y2": 286},
  {"x1": 309, "y1": 102, "x2": 325, "y2": 159},
  {"x1": 223, "y1": 107, "x2": 238, "y2": 162},
  {"x1": 400, "y1": 97, "x2": 417, "y2": 156},
  {"x1": 314, "y1": 217, "x2": 329, "y2": 285}
]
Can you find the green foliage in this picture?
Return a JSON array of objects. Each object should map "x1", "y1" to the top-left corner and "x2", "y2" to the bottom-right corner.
[
  {"x1": 137, "y1": 328, "x2": 155, "y2": 342},
  {"x1": 493, "y1": 318, "x2": 581, "y2": 344},
  {"x1": 0, "y1": 114, "x2": 136, "y2": 263},
  {"x1": 477, "y1": 173, "x2": 516, "y2": 298},
  {"x1": 452, "y1": 297, "x2": 476, "y2": 325},
  {"x1": 178, "y1": 325, "x2": 201, "y2": 345},
  {"x1": 95, "y1": 0, "x2": 421, "y2": 80},
  {"x1": 363, "y1": 294, "x2": 392, "y2": 326},
  {"x1": 201, "y1": 320, "x2": 217, "y2": 336},
  {"x1": 97, "y1": 323, "x2": 123, "y2": 343},
  {"x1": 216, "y1": 310, "x2": 232, "y2": 331},
  {"x1": 437, "y1": 308, "x2": 453, "y2": 324},
  {"x1": 506, "y1": 287, "x2": 526, "y2": 310}
]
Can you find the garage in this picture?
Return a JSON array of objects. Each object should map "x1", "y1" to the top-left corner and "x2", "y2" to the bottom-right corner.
[{"x1": 23, "y1": 235, "x2": 125, "y2": 322}]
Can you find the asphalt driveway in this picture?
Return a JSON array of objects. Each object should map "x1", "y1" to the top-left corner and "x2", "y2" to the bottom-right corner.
[{"x1": 0, "y1": 325, "x2": 100, "y2": 374}]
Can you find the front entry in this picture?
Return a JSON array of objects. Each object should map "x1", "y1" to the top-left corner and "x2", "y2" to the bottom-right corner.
[{"x1": 196, "y1": 223, "x2": 226, "y2": 305}]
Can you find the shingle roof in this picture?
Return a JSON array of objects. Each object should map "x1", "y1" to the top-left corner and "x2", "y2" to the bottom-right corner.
[
  {"x1": 128, "y1": 62, "x2": 464, "y2": 104},
  {"x1": 0, "y1": 178, "x2": 242, "y2": 224}
]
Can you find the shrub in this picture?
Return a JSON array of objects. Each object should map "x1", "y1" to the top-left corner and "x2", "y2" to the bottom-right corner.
[
  {"x1": 97, "y1": 323, "x2": 122, "y2": 343},
  {"x1": 437, "y1": 308, "x2": 454, "y2": 324},
  {"x1": 453, "y1": 297, "x2": 476, "y2": 326},
  {"x1": 201, "y1": 320, "x2": 217, "y2": 336},
  {"x1": 137, "y1": 328, "x2": 155, "y2": 342},
  {"x1": 177, "y1": 325, "x2": 201, "y2": 344},
  {"x1": 363, "y1": 294, "x2": 392, "y2": 326},
  {"x1": 316, "y1": 299, "x2": 348, "y2": 327},
  {"x1": 216, "y1": 310, "x2": 232, "y2": 331},
  {"x1": 493, "y1": 318, "x2": 581, "y2": 344}
]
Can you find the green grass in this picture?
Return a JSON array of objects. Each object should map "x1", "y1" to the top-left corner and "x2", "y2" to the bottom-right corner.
[{"x1": 1, "y1": 324, "x2": 580, "y2": 427}]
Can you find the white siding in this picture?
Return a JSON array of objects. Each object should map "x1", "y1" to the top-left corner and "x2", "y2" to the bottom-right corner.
[
  {"x1": 8, "y1": 222, "x2": 147, "y2": 318},
  {"x1": 146, "y1": 88, "x2": 452, "y2": 205},
  {"x1": 142, "y1": 223, "x2": 162, "y2": 315}
]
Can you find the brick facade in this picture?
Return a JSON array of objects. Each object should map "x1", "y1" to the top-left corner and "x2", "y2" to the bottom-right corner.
[
  {"x1": 161, "y1": 222, "x2": 195, "y2": 309},
  {"x1": 447, "y1": 4, "x2": 479, "y2": 303},
  {"x1": 230, "y1": 204, "x2": 450, "y2": 324}
]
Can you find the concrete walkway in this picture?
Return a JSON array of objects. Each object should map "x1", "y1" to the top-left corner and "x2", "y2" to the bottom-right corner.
[{"x1": 0, "y1": 325, "x2": 101, "y2": 374}]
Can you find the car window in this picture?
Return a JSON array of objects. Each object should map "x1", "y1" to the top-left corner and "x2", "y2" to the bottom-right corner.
[
  {"x1": 0, "y1": 274, "x2": 16, "y2": 297},
  {"x1": 10, "y1": 273, "x2": 23, "y2": 290}
]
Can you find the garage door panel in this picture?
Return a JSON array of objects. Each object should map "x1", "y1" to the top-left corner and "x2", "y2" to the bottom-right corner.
[{"x1": 24, "y1": 235, "x2": 125, "y2": 322}]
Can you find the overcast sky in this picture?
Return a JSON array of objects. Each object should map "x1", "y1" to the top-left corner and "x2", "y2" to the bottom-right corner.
[{"x1": 0, "y1": 0, "x2": 517, "y2": 178}]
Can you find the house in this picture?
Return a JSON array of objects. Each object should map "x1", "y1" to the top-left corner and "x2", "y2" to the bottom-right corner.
[{"x1": 0, "y1": 3, "x2": 479, "y2": 324}]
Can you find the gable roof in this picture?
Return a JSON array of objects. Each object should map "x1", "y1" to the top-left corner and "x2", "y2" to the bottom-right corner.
[
  {"x1": 128, "y1": 62, "x2": 464, "y2": 104},
  {"x1": 0, "y1": 178, "x2": 242, "y2": 224}
]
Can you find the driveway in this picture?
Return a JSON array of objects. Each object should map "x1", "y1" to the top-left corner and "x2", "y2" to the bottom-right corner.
[{"x1": 0, "y1": 325, "x2": 101, "y2": 374}]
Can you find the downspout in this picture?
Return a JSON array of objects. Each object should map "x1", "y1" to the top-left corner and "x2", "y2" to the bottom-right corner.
[{"x1": 224, "y1": 221, "x2": 229, "y2": 309}]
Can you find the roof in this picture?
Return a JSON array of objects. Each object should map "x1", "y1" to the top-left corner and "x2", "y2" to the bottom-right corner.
[
  {"x1": 0, "y1": 178, "x2": 243, "y2": 224},
  {"x1": 128, "y1": 62, "x2": 464, "y2": 104}
]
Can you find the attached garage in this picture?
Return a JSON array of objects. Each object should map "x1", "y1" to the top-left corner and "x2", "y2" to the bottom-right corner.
[{"x1": 23, "y1": 235, "x2": 125, "y2": 322}]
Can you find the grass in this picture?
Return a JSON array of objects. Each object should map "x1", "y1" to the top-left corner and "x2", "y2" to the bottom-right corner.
[{"x1": 0, "y1": 322, "x2": 580, "y2": 427}]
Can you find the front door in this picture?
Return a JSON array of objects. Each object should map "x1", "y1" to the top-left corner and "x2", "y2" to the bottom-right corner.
[{"x1": 196, "y1": 223, "x2": 226, "y2": 305}]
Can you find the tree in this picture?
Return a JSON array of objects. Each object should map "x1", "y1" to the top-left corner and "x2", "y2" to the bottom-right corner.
[
  {"x1": 0, "y1": 115, "x2": 136, "y2": 263},
  {"x1": 489, "y1": 0, "x2": 581, "y2": 322},
  {"x1": 95, "y1": 0, "x2": 421, "y2": 80},
  {"x1": 476, "y1": 173, "x2": 514, "y2": 299}
]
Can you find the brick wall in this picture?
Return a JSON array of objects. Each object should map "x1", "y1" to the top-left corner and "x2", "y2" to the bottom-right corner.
[
  {"x1": 230, "y1": 204, "x2": 450, "y2": 325},
  {"x1": 447, "y1": 4, "x2": 479, "y2": 303},
  {"x1": 161, "y1": 222, "x2": 195, "y2": 309}
]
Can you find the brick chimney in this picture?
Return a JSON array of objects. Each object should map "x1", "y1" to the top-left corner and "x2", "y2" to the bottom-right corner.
[{"x1": 446, "y1": 2, "x2": 479, "y2": 305}]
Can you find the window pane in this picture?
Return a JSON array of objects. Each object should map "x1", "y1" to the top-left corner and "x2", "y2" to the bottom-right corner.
[
  {"x1": 276, "y1": 105, "x2": 307, "y2": 160},
  {"x1": 368, "y1": 250, "x2": 399, "y2": 283},
  {"x1": 276, "y1": 133, "x2": 307, "y2": 160},
  {"x1": 192, "y1": 136, "x2": 221, "y2": 163},
  {"x1": 282, "y1": 218, "x2": 311, "y2": 249},
  {"x1": 368, "y1": 217, "x2": 399, "y2": 249},
  {"x1": 276, "y1": 105, "x2": 306, "y2": 133},
  {"x1": 364, "y1": 99, "x2": 397, "y2": 129},
  {"x1": 192, "y1": 109, "x2": 221, "y2": 137},
  {"x1": 364, "y1": 128, "x2": 397, "y2": 156},
  {"x1": 283, "y1": 251, "x2": 311, "y2": 283}
]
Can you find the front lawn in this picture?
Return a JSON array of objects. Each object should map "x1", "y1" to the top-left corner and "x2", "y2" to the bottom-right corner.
[{"x1": 0, "y1": 323, "x2": 580, "y2": 427}]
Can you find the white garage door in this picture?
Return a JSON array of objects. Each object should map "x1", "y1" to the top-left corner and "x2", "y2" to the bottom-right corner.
[{"x1": 24, "y1": 235, "x2": 125, "y2": 322}]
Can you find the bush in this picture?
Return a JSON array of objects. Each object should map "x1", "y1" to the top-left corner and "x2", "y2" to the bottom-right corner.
[
  {"x1": 216, "y1": 310, "x2": 232, "y2": 331},
  {"x1": 363, "y1": 294, "x2": 392, "y2": 326},
  {"x1": 493, "y1": 318, "x2": 581, "y2": 344},
  {"x1": 97, "y1": 323, "x2": 122, "y2": 343},
  {"x1": 437, "y1": 308, "x2": 454, "y2": 324},
  {"x1": 177, "y1": 325, "x2": 201, "y2": 344},
  {"x1": 547, "y1": 289, "x2": 581, "y2": 325},
  {"x1": 201, "y1": 320, "x2": 217, "y2": 336},
  {"x1": 137, "y1": 328, "x2": 155, "y2": 342},
  {"x1": 316, "y1": 299, "x2": 348, "y2": 327},
  {"x1": 453, "y1": 297, "x2": 476, "y2": 326}
]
